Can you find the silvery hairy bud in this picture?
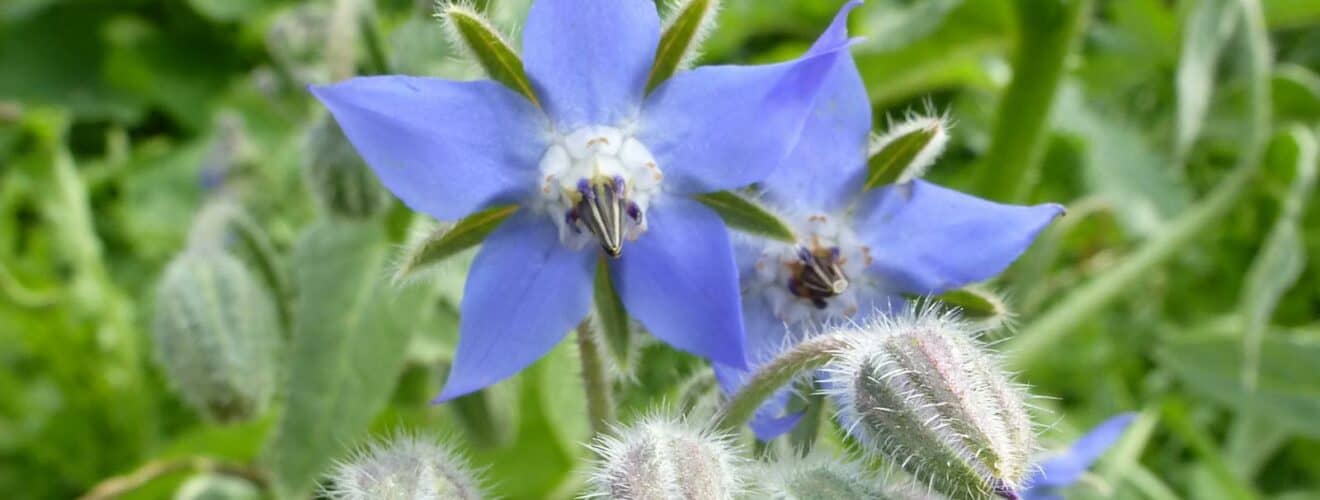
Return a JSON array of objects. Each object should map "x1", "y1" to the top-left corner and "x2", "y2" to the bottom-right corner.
[
  {"x1": 304, "y1": 115, "x2": 391, "y2": 219},
  {"x1": 152, "y1": 250, "x2": 280, "y2": 423},
  {"x1": 749, "y1": 455, "x2": 941, "y2": 500},
  {"x1": 588, "y1": 416, "x2": 743, "y2": 500},
  {"x1": 326, "y1": 433, "x2": 485, "y2": 500},
  {"x1": 822, "y1": 308, "x2": 1034, "y2": 499}
]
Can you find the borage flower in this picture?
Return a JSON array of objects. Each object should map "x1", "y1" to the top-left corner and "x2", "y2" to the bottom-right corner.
[
  {"x1": 312, "y1": 0, "x2": 851, "y2": 399},
  {"x1": 1021, "y1": 413, "x2": 1137, "y2": 500},
  {"x1": 712, "y1": 1, "x2": 1064, "y2": 438}
]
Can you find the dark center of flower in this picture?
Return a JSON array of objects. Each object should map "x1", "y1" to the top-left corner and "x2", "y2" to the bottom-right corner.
[
  {"x1": 567, "y1": 176, "x2": 641, "y2": 258},
  {"x1": 787, "y1": 246, "x2": 849, "y2": 309}
]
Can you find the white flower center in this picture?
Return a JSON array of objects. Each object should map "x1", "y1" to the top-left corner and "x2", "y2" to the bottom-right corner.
[
  {"x1": 749, "y1": 213, "x2": 872, "y2": 324},
  {"x1": 537, "y1": 126, "x2": 664, "y2": 256}
]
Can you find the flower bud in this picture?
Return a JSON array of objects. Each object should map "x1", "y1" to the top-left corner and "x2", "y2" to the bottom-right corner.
[
  {"x1": 326, "y1": 433, "x2": 484, "y2": 500},
  {"x1": 266, "y1": 4, "x2": 331, "y2": 85},
  {"x1": 822, "y1": 309, "x2": 1033, "y2": 499},
  {"x1": 303, "y1": 115, "x2": 390, "y2": 219},
  {"x1": 174, "y1": 474, "x2": 261, "y2": 500},
  {"x1": 152, "y1": 250, "x2": 280, "y2": 423},
  {"x1": 588, "y1": 416, "x2": 742, "y2": 500},
  {"x1": 750, "y1": 455, "x2": 939, "y2": 500}
]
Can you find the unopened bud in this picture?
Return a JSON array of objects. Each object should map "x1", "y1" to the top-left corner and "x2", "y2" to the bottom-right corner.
[
  {"x1": 326, "y1": 433, "x2": 484, "y2": 500},
  {"x1": 152, "y1": 250, "x2": 280, "y2": 423},
  {"x1": 304, "y1": 115, "x2": 390, "y2": 219},
  {"x1": 174, "y1": 474, "x2": 261, "y2": 500},
  {"x1": 863, "y1": 113, "x2": 951, "y2": 191},
  {"x1": 750, "y1": 455, "x2": 939, "y2": 500},
  {"x1": 266, "y1": 4, "x2": 331, "y2": 85},
  {"x1": 822, "y1": 308, "x2": 1033, "y2": 499},
  {"x1": 588, "y1": 416, "x2": 743, "y2": 500}
]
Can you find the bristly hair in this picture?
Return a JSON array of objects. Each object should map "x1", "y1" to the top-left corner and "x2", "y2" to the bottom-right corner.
[
  {"x1": 869, "y1": 104, "x2": 954, "y2": 185},
  {"x1": 659, "y1": 0, "x2": 724, "y2": 70},
  {"x1": 434, "y1": 0, "x2": 521, "y2": 69},
  {"x1": 584, "y1": 413, "x2": 744, "y2": 500},
  {"x1": 323, "y1": 429, "x2": 487, "y2": 500}
]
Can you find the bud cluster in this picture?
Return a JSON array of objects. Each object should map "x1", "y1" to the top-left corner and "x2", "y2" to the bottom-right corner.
[{"x1": 822, "y1": 308, "x2": 1034, "y2": 499}]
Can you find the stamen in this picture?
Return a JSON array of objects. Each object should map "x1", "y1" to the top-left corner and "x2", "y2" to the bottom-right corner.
[
  {"x1": 789, "y1": 246, "x2": 849, "y2": 308},
  {"x1": 576, "y1": 178, "x2": 629, "y2": 258}
]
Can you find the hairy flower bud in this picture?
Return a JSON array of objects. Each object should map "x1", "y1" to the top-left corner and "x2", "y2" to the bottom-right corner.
[
  {"x1": 152, "y1": 250, "x2": 280, "y2": 423},
  {"x1": 174, "y1": 474, "x2": 261, "y2": 500},
  {"x1": 750, "y1": 455, "x2": 939, "y2": 500},
  {"x1": 304, "y1": 115, "x2": 390, "y2": 219},
  {"x1": 822, "y1": 309, "x2": 1034, "y2": 499},
  {"x1": 326, "y1": 433, "x2": 484, "y2": 500},
  {"x1": 588, "y1": 416, "x2": 742, "y2": 500}
]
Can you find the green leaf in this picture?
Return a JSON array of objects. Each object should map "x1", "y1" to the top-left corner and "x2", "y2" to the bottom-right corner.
[
  {"x1": 593, "y1": 256, "x2": 633, "y2": 374},
  {"x1": 393, "y1": 204, "x2": 519, "y2": 282},
  {"x1": 1272, "y1": 64, "x2": 1320, "y2": 123},
  {"x1": 646, "y1": 0, "x2": 720, "y2": 94},
  {"x1": 535, "y1": 335, "x2": 590, "y2": 456},
  {"x1": 262, "y1": 220, "x2": 421, "y2": 498},
  {"x1": 441, "y1": 5, "x2": 541, "y2": 107},
  {"x1": 1175, "y1": 0, "x2": 1240, "y2": 162},
  {"x1": 695, "y1": 190, "x2": 796, "y2": 243},
  {"x1": 935, "y1": 287, "x2": 1005, "y2": 321},
  {"x1": 864, "y1": 120, "x2": 944, "y2": 190},
  {"x1": 1240, "y1": 126, "x2": 1317, "y2": 388},
  {"x1": 861, "y1": 0, "x2": 964, "y2": 51}
]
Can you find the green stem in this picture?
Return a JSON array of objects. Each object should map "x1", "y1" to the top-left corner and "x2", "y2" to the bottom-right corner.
[
  {"x1": 576, "y1": 322, "x2": 615, "y2": 437},
  {"x1": 79, "y1": 456, "x2": 269, "y2": 500},
  {"x1": 359, "y1": 13, "x2": 391, "y2": 75},
  {"x1": 711, "y1": 335, "x2": 848, "y2": 434},
  {"x1": 974, "y1": 0, "x2": 1091, "y2": 203}
]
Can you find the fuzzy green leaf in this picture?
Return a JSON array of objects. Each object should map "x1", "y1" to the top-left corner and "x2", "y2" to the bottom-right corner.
[
  {"x1": 864, "y1": 124, "x2": 940, "y2": 191},
  {"x1": 393, "y1": 204, "x2": 519, "y2": 281},
  {"x1": 442, "y1": 6, "x2": 541, "y2": 106},
  {"x1": 1175, "y1": 0, "x2": 1240, "y2": 162},
  {"x1": 593, "y1": 256, "x2": 633, "y2": 374},
  {"x1": 695, "y1": 190, "x2": 796, "y2": 242},
  {"x1": 262, "y1": 220, "x2": 421, "y2": 498},
  {"x1": 646, "y1": 0, "x2": 718, "y2": 94}
]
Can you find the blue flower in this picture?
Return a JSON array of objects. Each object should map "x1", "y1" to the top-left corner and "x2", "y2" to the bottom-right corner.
[
  {"x1": 311, "y1": 0, "x2": 851, "y2": 400},
  {"x1": 711, "y1": 1, "x2": 1064, "y2": 439},
  {"x1": 1021, "y1": 413, "x2": 1138, "y2": 500}
]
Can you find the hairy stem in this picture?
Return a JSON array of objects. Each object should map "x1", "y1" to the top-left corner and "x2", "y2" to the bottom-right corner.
[
  {"x1": 577, "y1": 322, "x2": 615, "y2": 437},
  {"x1": 79, "y1": 457, "x2": 268, "y2": 500},
  {"x1": 711, "y1": 335, "x2": 849, "y2": 434}
]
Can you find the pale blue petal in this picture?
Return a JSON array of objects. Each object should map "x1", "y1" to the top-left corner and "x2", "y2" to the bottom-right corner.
[
  {"x1": 713, "y1": 295, "x2": 803, "y2": 440},
  {"x1": 437, "y1": 212, "x2": 594, "y2": 401},
  {"x1": 522, "y1": 0, "x2": 659, "y2": 128},
  {"x1": 761, "y1": 0, "x2": 869, "y2": 212},
  {"x1": 638, "y1": 41, "x2": 850, "y2": 194},
  {"x1": 1028, "y1": 413, "x2": 1138, "y2": 489},
  {"x1": 853, "y1": 181, "x2": 1063, "y2": 294},
  {"x1": 612, "y1": 197, "x2": 747, "y2": 367},
  {"x1": 311, "y1": 76, "x2": 546, "y2": 221}
]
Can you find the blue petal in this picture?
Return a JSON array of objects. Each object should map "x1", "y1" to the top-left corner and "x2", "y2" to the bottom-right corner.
[
  {"x1": 436, "y1": 212, "x2": 594, "y2": 401},
  {"x1": 852, "y1": 181, "x2": 1063, "y2": 294},
  {"x1": 713, "y1": 295, "x2": 803, "y2": 440},
  {"x1": 638, "y1": 37, "x2": 850, "y2": 194},
  {"x1": 612, "y1": 197, "x2": 747, "y2": 368},
  {"x1": 761, "y1": 0, "x2": 869, "y2": 212},
  {"x1": 311, "y1": 77, "x2": 546, "y2": 221},
  {"x1": 522, "y1": 0, "x2": 659, "y2": 128},
  {"x1": 1028, "y1": 413, "x2": 1138, "y2": 489}
]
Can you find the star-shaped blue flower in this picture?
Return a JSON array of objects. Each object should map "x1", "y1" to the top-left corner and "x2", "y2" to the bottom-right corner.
[
  {"x1": 711, "y1": 1, "x2": 1065, "y2": 439},
  {"x1": 1021, "y1": 413, "x2": 1138, "y2": 500},
  {"x1": 311, "y1": 0, "x2": 851, "y2": 400}
]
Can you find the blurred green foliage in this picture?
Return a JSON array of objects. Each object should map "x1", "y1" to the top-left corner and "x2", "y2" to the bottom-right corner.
[{"x1": 1, "y1": 0, "x2": 1318, "y2": 498}]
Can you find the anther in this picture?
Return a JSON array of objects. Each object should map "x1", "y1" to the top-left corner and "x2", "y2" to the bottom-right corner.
[
  {"x1": 575, "y1": 177, "x2": 630, "y2": 258},
  {"x1": 789, "y1": 246, "x2": 849, "y2": 306}
]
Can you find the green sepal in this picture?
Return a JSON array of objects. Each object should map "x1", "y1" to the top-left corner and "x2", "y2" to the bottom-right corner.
[
  {"x1": 909, "y1": 287, "x2": 1009, "y2": 329},
  {"x1": 646, "y1": 0, "x2": 719, "y2": 94},
  {"x1": 593, "y1": 256, "x2": 633, "y2": 374},
  {"x1": 863, "y1": 124, "x2": 940, "y2": 191},
  {"x1": 695, "y1": 190, "x2": 796, "y2": 243},
  {"x1": 393, "y1": 204, "x2": 519, "y2": 281},
  {"x1": 441, "y1": 5, "x2": 541, "y2": 106}
]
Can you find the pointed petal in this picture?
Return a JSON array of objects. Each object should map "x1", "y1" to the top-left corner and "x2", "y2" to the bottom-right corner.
[
  {"x1": 762, "y1": 0, "x2": 869, "y2": 211},
  {"x1": 853, "y1": 181, "x2": 1063, "y2": 294},
  {"x1": 638, "y1": 39, "x2": 850, "y2": 194},
  {"x1": 713, "y1": 295, "x2": 804, "y2": 440},
  {"x1": 612, "y1": 197, "x2": 747, "y2": 367},
  {"x1": 311, "y1": 76, "x2": 546, "y2": 221},
  {"x1": 522, "y1": 0, "x2": 659, "y2": 127},
  {"x1": 1029, "y1": 413, "x2": 1138, "y2": 489},
  {"x1": 437, "y1": 212, "x2": 594, "y2": 400}
]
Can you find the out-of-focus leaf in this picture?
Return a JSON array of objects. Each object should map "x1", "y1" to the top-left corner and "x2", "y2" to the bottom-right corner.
[
  {"x1": 1160, "y1": 331, "x2": 1320, "y2": 439},
  {"x1": 536, "y1": 334, "x2": 590, "y2": 456},
  {"x1": 262, "y1": 220, "x2": 420, "y2": 498},
  {"x1": 186, "y1": 0, "x2": 267, "y2": 22},
  {"x1": 1272, "y1": 64, "x2": 1320, "y2": 123},
  {"x1": 1263, "y1": 0, "x2": 1320, "y2": 29},
  {"x1": 860, "y1": 0, "x2": 962, "y2": 51},
  {"x1": 1240, "y1": 127, "x2": 1317, "y2": 388},
  {"x1": 1175, "y1": 0, "x2": 1240, "y2": 162}
]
